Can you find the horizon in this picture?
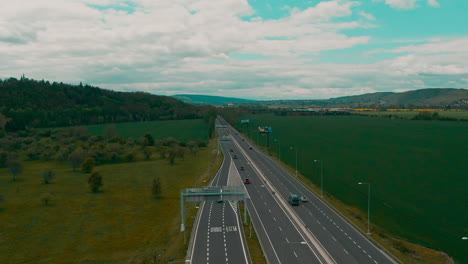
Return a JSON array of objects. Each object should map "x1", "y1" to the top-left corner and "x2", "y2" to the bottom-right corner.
[{"x1": 1, "y1": 0, "x2": 467, "y2": 99}]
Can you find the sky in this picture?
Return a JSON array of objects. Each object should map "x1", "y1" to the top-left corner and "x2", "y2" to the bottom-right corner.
[{"x1": 0, "y1": 0, "x2": 467, "y2": 100}]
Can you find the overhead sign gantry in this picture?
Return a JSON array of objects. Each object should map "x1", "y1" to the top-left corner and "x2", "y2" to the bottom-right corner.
[{"x1": 180, "y1": 186, "x2": 247, "y2": 243}]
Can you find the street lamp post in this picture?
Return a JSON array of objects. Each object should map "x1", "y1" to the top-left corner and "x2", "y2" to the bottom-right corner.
[
  {"x1": 358, "y1": 182, "x2": 371, "y2": 234},
  {"x1": 314, "y1": 160, "x2": 323, "y2": 198},
  {"x1": 274, "y1": 139, "x2": 281, "y2": 161},
  {"x1": 290, "y1": 146, "x2": 297, "y2": 177}
]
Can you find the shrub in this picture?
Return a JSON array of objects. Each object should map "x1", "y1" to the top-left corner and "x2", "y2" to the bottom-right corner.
[
  {"x1": 143, "y1": 148, "x2": 152, "y2": 160},
  {"x1": 41, "y1": 169, "x2": 55, "y2": 184},
  {"x1": 81, "y1": 157, "x2": 95, "y2": 173},
  {"x1": 88, "y1": 172, "x2": 103, "y2": 193},
  {"x1": 125, "y1": 152, "x2": 135, "y2": 162}
]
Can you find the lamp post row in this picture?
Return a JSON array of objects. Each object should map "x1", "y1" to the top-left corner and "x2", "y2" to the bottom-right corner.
[{"x1": 267, "y1": 135, "x2": 373, "y2": 236}]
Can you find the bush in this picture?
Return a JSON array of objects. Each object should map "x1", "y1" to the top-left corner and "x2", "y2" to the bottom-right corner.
[
  {"x1": 81, "y1": 157, "x2": 95, "y2": 173},
  {"x1": 41, "y1": 169, "x2": 55, "y2": 184},
  {"x1": 125, "y1": 152, "x2": 135, "y2": 162},
  {"x1": 88, "y1": 172, "x2": 103, "y2": 193},
  {"x1": 196, "y1": 139, "x2": 207, "y2": 147},
  {"x1": 143, "y1": 148, "x2": 152, "y2": 160},
  {"x1": 69, "y1": 149, "x2": 85, "y2": 171},
  {"x1": 144, "y1": 133, "x2": 155, "y2": 146}
]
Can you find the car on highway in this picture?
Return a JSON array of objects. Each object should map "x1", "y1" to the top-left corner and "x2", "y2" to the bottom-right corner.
[
  {"x1": 240, "y1": 166, "x2": 244, "y2": 170},
  {"x1": 300, "y1": 195, "x2": 308, "y2": 202},
  {"x1": 233, "y1": 155, "x2": 237, "y2": 159},
  {"x1": 230, "y1": 149, "x2": 233, "y2": 152},
  {"x1": 243, "y1": 178, "x2": 251, "y2": 184},
  {"x1": 288, "y1": 194, "x2": 300, "y2": 206},
  {"x1": 249, "y1": 146, "x2": 253, "y2": 150}
]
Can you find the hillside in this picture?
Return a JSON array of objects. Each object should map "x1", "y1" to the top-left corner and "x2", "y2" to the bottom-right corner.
[
  {"x1": 173, "y1": 89, "x2": 468, "y2": 109},
  {"x1": 172, "y1": 94, "x2": 253, "y2": 105},
  {"x1": 0, "y1": 77, "x2": 213, "y2": 131},
  {"x1": 256, "y1": 88, "x2": 468, "y2": 109},
  {"x1": 328, "y1": 88, "x2": 468, "y2": 108}
]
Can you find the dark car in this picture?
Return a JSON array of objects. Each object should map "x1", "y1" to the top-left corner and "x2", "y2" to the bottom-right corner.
[
  {"x1": 233, "y1": 155, "x2": 237, "y2": 159},
  {"x1": 240, "y1": 166, "x2": 244, "y2": 170},
  {"x1": 230, "y1": 149, "x2": 234, "y2": 152},
  {"x1": 249, "y1": 147, "x2": 253, "y2": 150},
  {"x1": 244, "y1": 178, "x2": 251, "y2": 184}
]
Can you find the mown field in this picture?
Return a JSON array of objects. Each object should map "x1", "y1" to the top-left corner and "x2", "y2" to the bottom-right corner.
[
  {"x1": 238, "y1": 114, "x2": 468, "y2": 264},
  {"x1": 74, "y1": 119, "x2": 209, "y2": 141},
  {"x1": 0, "y1": 118, "x2": 219, "y2": 264}
]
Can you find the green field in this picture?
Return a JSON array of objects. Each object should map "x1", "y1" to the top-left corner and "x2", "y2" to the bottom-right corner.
[
  {"x1": 355, "y1": 110, "x2": 468, "y2": 120},
  {"x1": 0, "y1": 141, "x2": 219, "y2": 264},
  {"x1": 238, "y1": 114, "x2": 468, "y2": 264},
  {"x1": 72, "y1": 119, "x2": 209, "y2": 142}
]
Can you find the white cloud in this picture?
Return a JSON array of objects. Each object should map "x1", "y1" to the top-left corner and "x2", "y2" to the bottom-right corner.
[
  {"x1": 427, "y1": 0, "x2": 440, "y2": 8},
  {"x1": 374, "y1": 0, "x2": 439, "y2": 10},
  {"x1": 359, "y1": 11, "x2": 376, "y2": 20},
  {"x1": 0, "y1": 0, "x2": 465, "y2": 100}
]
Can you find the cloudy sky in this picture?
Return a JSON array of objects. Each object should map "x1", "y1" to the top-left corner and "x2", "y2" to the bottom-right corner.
[{"x1": 1, "y1": 0, "x2": 467, "y2": 99}]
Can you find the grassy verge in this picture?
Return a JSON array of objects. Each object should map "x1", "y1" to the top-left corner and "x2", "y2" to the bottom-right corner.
[
  {"x1": 240, "y1": 203, "x2": 267, "y2": 264},
  {"x1": 0, "y1": 139, "x2": 221, "y2": 264},
  {"x1": 249, "y1": 142, "x2": 454, "y2": 264}
]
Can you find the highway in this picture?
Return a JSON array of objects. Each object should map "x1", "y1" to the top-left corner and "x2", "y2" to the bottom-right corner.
[
  {"x1": 220, "y1": 117, "x2": 399, "y2": 264},
  {"x1": 218, "y1": 122, "x2": 328, "y2": 264},
  {"x1": 188, "y1": 123, "x2": 251, "y2": 264}
]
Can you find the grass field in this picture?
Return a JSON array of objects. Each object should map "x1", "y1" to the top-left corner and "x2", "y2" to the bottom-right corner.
[
  {"x1": 238, "y1": 114, "x2": 468, "y2": 264},
  {"x1": 0, "y1": 141, "x2": 220, "y2": 264},
  {"x1": 72, "y1": 119, "x2": 209, "y2": 142},
  {"x1": 355, "y1": 110, "x2": 468, "y2": 120}
]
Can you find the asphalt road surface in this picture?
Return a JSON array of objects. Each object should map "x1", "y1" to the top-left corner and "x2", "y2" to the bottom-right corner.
[
  {"x1": 220, "y1": 117, "x2": 399, "y2": 264},
  {"x1": 188, "y1": 123, "x2": 251, "y2": 264}
]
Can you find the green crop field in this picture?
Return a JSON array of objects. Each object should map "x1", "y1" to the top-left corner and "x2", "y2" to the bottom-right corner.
[
  {"x1": 73, "y1": 119, "x2": 209, "y2": 142},
  {"x1": 237, "y1": 114, "x2": 468, "y2": 264},
  {"x1": 0, "y1": 142, "x2": 219, "y2": 264}
]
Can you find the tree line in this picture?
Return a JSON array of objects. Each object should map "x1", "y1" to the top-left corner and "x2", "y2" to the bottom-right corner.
[{"x1": 0, "y1": 76, "x2": 216, "y2": 131}]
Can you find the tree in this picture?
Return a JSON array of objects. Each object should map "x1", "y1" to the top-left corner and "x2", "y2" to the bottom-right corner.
[
  {"x1": 152, "y1": 177, "x2": 161, "y2": 197},
  {"x1": 7, "y1": 158, "x2": 23, "y2": 181},
  {"x1": 41, "y1": 169, "x2": 55, "y2": 184},
  {"x1": 175, "y1": 146, "x2": 185, "y2": 160},
  {"x1": 69, "y1": 149, "x2": 84, "y2": 171},
  {"x1": 81, "y1": 157, "x2": 95, "y2": 173},
  {"x1": 143, "y1": 147, "x2": 152, "y2": 160},
  {"x1": 125, "y1": 152, "x2": 135, "y2": 162},
  {"x1": 0, "y1": 150, "x2": 7, "y2": 167},
  {"x1": 0, "y1": 113, "x2": 11, "y2": 134},
  {"x1": 168, "y1": 148, "x2": 177, "y2": 165},
  {"x1": 88, "y1": 172, "x2": 103, "y2": 193},
  {"x1": 143, "y1": 133, "x2": 154, "y2": 146},
  {"x1": 40, "y1": 193, "x2": 54, "y2": 206}
]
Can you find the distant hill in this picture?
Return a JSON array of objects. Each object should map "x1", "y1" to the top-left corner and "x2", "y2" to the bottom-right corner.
[
  {"x1": 172, "y1": 94, "x2": 253, "y2": 105},
  {"x1": 0, "y1": 77, "x2": 212, "y2": 131},
  {"x1": 257, "y1": 88, "x2": 468, "y2": 109}
]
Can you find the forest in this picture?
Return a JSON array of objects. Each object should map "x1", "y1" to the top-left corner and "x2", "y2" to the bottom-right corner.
[{"x1": 0, "y1": 76, "x2": 213, "y2": 131}]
